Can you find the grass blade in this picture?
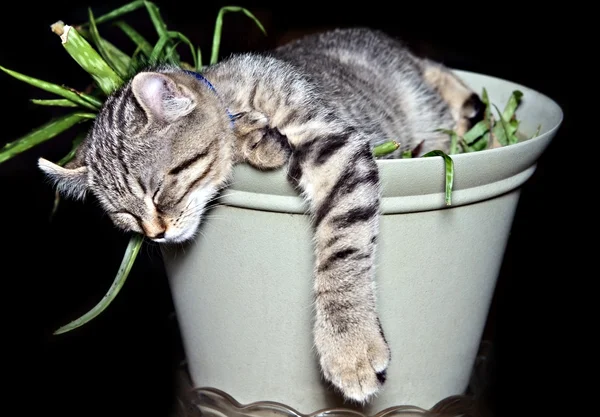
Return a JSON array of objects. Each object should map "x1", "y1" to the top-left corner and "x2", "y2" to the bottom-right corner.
[
  {"x1": 99, "y1": 39, "x2": 133, "y2": 76},
  {"x1": 498, "y1": 90, "x2": 523, "y2": 145},
  {"x1": 166, "y1": 31, "x2": 197, "y2": 68},
  {"x1": 76, "y1": 27, "x2": 132, "y2": 76},
  {"x1": 114, "y1": 21, "x2": 153, "y2": 57},
  {"x1": 144, "y1": 1, "x2": 168, "y2": 38},
  {"x1": 211, "y1": 6, "x2": 266, "y2": 65},
  {"x1": 80, "y1": 0, "x2": 145, "y2": 25},
  {"x1": 481, "y1": 88, "x2": 491, "y2": 121},
  {"x1": 373, "y1": 141, "x2": 399, "y2": 157},
  {"x1": 0, "y1": 65, "x2": 101, "y2": 110},
  {"x1": 0, "y1": 113, "x2": 94, "y2": 165},
  {"x1": 57, "y1": 133, "x2": 86, "y2": 167},
  {"x1": 422, "y1": 149, "x2": 454, "y2": 206},
  {"x1": 462, "y1": 119, "x2": 490, "y2": 145},
  {"x1": 502, "y1": 90, "x2": 523, "y2": 121},
  {"x1": 149, "y1": 33, "x2": 170, "y2": 63},
  {"x1": 52, "y1": 22, "x2": 123, "y2": 96},
  {"x1": 467, "y1": 132, "x2": 490, "y2": 152},
  {"x1": 31, "y1": 99, "x2": 79, "y2": 107},
  {"x1": 492, "y1": 103, "x2": 517, "y2": 146},
  {"x1": 53, "y1": 234, "x2": 144, "y2": 335},
  {"x1": 507, "y1": 118, "x2": 520, "y2": 145},
  {"x1": 435, "y1": 128, "x2": 460, "y2": 155},
  {"x1": 87, "y1": 8, "x2": 129, "y2": 79},
  {"x1": 164, "y1": 41, "x2": 182, "y2": 63},
  {"x1": 127, "y1": 45, "x2": 147, "y2": 73}
]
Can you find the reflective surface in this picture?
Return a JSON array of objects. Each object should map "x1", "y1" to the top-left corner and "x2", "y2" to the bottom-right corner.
[
  {"x1": 170, "y1": 340, "x2": 495, "y2": 417},
  {"x1": 188, "y1": 387, "x2": 477, "y2": 417}
]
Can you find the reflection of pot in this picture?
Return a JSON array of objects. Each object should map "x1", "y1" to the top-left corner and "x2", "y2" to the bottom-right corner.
[{"x1": 161, "y1": 70, "x2": 563, "y2": 415}]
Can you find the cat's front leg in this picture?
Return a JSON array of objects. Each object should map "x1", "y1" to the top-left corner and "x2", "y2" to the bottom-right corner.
[{"x1": 286, "y1": 128, "x2": 391, "y2": 404}]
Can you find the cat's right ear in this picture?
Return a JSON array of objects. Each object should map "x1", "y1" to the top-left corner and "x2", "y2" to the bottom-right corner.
[
  {"x1": 131, "y1": 72, "x2": 196, "y2": 123},
  {"x1": 38, "y1": 158, "x2": 89, "y2": 201}
]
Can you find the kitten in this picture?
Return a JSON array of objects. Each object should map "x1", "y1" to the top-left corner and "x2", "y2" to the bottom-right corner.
[{"x1": 38, "y1": 27, "x2": 484, "y2": 403}]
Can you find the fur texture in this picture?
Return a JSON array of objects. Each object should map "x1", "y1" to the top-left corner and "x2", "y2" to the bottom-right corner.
[{"x1": 38, "y1": 28, "x2": 484, "y2": 403}]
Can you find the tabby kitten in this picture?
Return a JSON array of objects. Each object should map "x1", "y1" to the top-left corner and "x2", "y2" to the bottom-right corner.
[{"x1": 38, "y1": 27, "x2": 483, "y2": 403}]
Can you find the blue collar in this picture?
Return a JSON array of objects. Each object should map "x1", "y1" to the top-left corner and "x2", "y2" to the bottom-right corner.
[{"x1": 183, "y1": 70, "x2": 235, "y2": 127}]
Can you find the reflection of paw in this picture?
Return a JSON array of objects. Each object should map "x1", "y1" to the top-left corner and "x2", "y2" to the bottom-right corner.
[{"x1": 316, "y1": 323, "x2": 391, "y2": 403}]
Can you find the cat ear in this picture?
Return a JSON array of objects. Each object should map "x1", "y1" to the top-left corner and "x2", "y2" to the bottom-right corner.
[
  {"x1": 131, "y1": 72, "x2": 196, "y2": 123},
  {"x1": 38, "y1": 158, "x2": 89, "y2": 200}
]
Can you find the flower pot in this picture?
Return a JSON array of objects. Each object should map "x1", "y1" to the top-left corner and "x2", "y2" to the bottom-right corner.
[{"x1": 161, "y1": 69, "x2": 563, "y2": 415}]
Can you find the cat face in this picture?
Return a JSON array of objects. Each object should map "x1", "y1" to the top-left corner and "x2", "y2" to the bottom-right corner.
[{"x1": 38, "y1": 69, "x2": 236, "y2": 243}]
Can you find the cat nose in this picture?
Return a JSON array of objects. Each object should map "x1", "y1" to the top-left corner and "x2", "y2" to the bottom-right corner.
[
  {"x1": 151, "y1": 231, "x2": 166, "y2": 240},
  {"x1": 140, "y1": 220, "x2": 167, "y2": 240}
]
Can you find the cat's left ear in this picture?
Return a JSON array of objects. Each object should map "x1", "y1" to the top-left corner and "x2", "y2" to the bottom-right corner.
[
  {"x1": 131, "y1": 72, "x2": 196, "y2": 123},
  {"x1": 38, "y1": 158, "x2": 89, "y2": 200}
]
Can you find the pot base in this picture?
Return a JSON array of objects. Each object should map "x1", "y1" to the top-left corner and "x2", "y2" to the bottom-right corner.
[
  {"x1": 171, "y1": 340, "x2": 494, "y2": 417},
  {"x1": 190, "y1": 388, "x2": 474, "y2": 417}
]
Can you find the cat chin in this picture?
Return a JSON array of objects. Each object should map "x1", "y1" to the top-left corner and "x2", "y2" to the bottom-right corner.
[{"x1": 160, "y1": 221, "x2": 201, "y2": 244}]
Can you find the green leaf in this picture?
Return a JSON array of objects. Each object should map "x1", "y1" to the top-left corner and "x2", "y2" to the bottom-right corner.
[
  {"x1": 484, "y1": 90, "x2": 522, "y2": 146},
  {"x1": 57, "y1": 133, "x2": 86, "y2": 167},
  {"x1": 373, "y1": 141, "x2": 399, "y2": 157},
  {"x1": 401, "y1": 150, "x2": 413, "y2": 158},
  {"x1": 196, "y1": 47, "x2": 203, "y2": 71},
  {"x1": 211, "y1": 6, "x2": 267, "y2": 65},
  {"x1": 481, "y1": 88, "x2": 491, "y2": 117},
  {"x1": 0, "y1": 65, "x2": 101, "y2": 110},
  {"x1": 492, "y1": 121, "x2": 507, "y2": 146},
  {"x1": 149, "y1": 33, "x2": 170, "y2": 63},
  {"x1": 31, "y1": 99, "x2": 79, "y2": 107},
  {"x1": 75, "y1": 28, "x2": 132, "y2": 73},
  {"x1": 435, "y1": 128, "x2": 460, "y2": 155},
  {"x1": 144, "y1": 0, "x2": 168, "y2": 38},
  {"x1": 148, "y1": 31, "x2": 198, "y2": 67},
  {"x1": 53, "y1": 234, "x2": 144, "y2": 335},
  {"x1": 82, "y1": 0, "x2": 146, "y2": 25},
  {"x1": 87, "y1": 9, "x2": 130, "y2": 79},
  {"x1": 164, "y1": 41, "x2": 182, "y2": 64},
  {"x1": 502, "y1": 90, "x2": 523, "y2": 121},
  {"x1": 127, "y1": 45, "x2": 146, "y2": 73},
  {"x1": 114, "y1": 21, "x2": 153, "y2": 57},
  {"x1": 492, "y1": 103, "x2": 519, "y2": 146},
  {"x1": 171, "y1": 32, "x2": 197, "y2": 69},
  {"x1": 101, "y1": 39, "x2": 133, "y2": 76},
  {"x1": 54, "y1": 23, "x2": 123, "y2": 96},
  {"x1": 462, "y1": 119, "x2": 490, "y2": 145},
  {"x1": 422, "y1": 149, "x2": 454, "y2": 206},
  {"x1": 0, "y1": 113, "x2": 94, "y2": 165},
  {"x1": 507, "y1": 118, "x2": 520, "y2": 145},
  {"x1": 467, "y1": 132, "x2": 490, "y2": 152}
]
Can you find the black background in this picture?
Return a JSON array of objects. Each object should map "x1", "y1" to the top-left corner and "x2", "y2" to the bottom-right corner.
[{"x1": 1, "y1": 1, "x2": 581, "y2": 416}]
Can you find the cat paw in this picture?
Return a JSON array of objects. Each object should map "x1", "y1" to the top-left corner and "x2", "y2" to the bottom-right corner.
[{"x1": 316, "y1": 323, "x2": 391, "y2": 404}]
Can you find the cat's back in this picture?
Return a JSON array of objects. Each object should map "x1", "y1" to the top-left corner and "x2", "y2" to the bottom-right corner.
[
  {"x1": 272, "y1": 27, "x2": 417, "y2": 78},
  {"x1": 270, "y1": 28, "x2": 454, "y2": 153}
]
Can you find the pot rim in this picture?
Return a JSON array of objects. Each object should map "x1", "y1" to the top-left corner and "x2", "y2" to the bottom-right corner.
[{"x1": 218, "y1": 69, "x2": 563, "y2": 214}]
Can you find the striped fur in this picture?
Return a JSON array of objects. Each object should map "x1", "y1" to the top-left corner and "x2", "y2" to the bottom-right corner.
[{"x1": 38, "y1": 28, "x2": 484, "y2": 404}]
